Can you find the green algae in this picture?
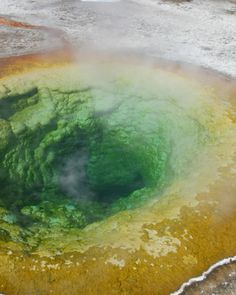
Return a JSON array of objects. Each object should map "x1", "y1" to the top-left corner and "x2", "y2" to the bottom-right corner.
[{"x1": 0, "y1": 62, "x2": 226, "y2": 240}]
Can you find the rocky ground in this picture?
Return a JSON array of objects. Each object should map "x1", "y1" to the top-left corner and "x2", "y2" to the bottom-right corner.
[
  {"x1": 175, "y1": 260, "x2": 236, "y2": 295},
  {"x1": 0, "y1": 0, "x2": 235, "y2": 77}
]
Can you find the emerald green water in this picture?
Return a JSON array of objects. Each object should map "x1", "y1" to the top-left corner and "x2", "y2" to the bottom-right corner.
[{"x1": 0, "y1": 63, "x2": 217, "y2": 233}]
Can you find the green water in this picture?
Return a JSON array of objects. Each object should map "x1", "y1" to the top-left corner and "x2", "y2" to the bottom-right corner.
[{"x1": 0, "y1": 64, "x2": 217, "y2": 235}]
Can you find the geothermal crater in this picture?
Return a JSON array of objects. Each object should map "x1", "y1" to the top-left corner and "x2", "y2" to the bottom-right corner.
[
  {"x1": 0, "y1": 59, "x2": 219, "y2": 236},
  {"x1": 0, "y1": 56, "x2": 235, "y2": 295}
]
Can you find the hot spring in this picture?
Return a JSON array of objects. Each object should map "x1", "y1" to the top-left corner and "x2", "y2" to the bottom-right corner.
[{"x1": 0, "y1": 54, "x2": 235, "y2": 295}]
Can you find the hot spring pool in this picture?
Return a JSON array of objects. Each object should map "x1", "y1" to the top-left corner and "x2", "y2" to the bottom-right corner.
[{"x1": 0, "y1": 54, "x2": 235, "y2": 295}]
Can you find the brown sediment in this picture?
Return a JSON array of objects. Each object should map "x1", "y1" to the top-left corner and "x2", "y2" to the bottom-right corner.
[{"x1": 0, "y1": 40, "x2": 236, "y2": 295}]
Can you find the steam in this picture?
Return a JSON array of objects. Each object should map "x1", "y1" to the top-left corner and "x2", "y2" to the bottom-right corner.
[{"x1": 59, "y1": 149, "x2": 95, "y2": 201}]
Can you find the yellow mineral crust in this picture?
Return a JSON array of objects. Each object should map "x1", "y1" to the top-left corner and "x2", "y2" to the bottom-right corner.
[{"x1": 0, "y1": 54, "x2": 235, "y2": 295}]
